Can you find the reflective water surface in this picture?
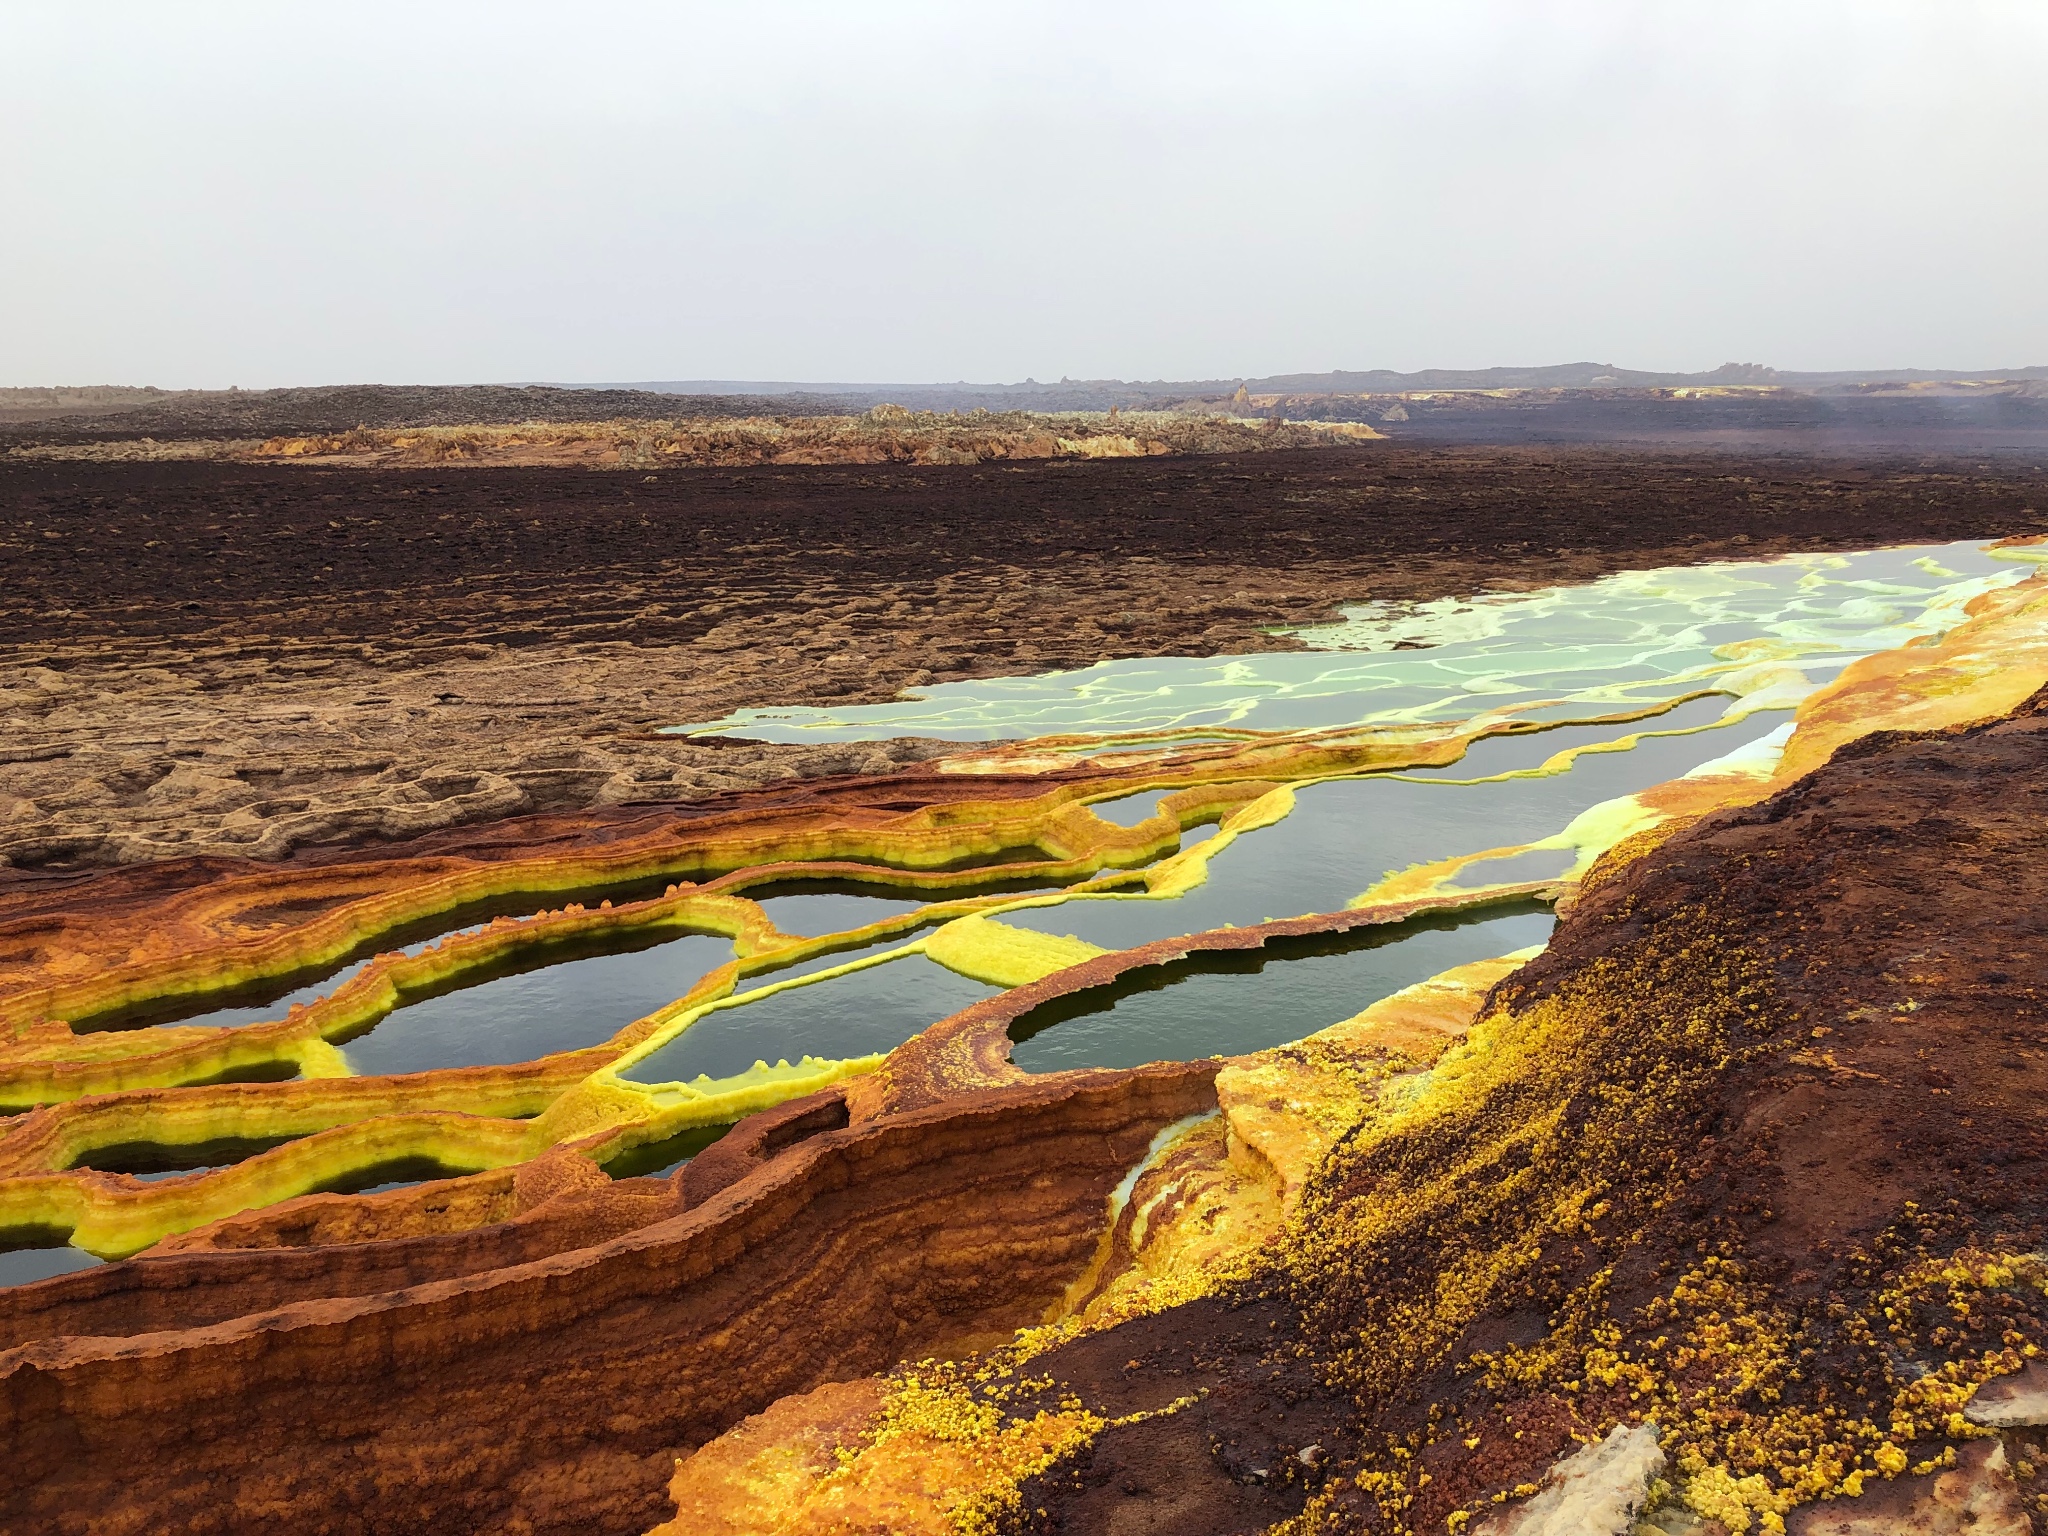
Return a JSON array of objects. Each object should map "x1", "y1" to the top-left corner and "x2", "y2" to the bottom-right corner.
[
  {"x1": 340, "y1": 931, "x2": 738, "y2": 1076},
  {"x1": 678, "y1": 540, "x2": 2020, "y2": 740},
  {"x1": 1000, "y1": 717, "x2": 1774, "y2": 952},
  {"x1": 1009, "y1": 906, "x2": 1556, "y2": 1072},
  {"x1": 623, "y1": 955, "x2": 1000, "y2": 1084},
  {"x1": 0, "y1": 1231, "x2": 102, "y2": 1288}
]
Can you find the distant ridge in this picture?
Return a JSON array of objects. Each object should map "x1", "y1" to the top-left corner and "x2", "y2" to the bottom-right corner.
[
  {"x1": 1250, "y1": 361, "x2": 2048, "y2": 391},
  {"x1": 605, "y1": 361, "x2": 2048, "y2": 403},
  {"x1": 7, "y1": 364, "x2": 2047, "y2": 453}
]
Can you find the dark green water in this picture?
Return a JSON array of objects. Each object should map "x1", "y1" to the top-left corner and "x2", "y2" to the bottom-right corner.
[
  {"x1": 338, "y1": 931, "x2": 738, "y2": 1076},
  {"x1": 601, "y1": 1122, "x2": 732, "y2": 1179},
  {"x1": 1009, "y1": 905, "x2": 1555, "y2": 1072},
  {"x1": 747, "y1": 883, "x2": 937, "y2": 937},
  {"x1": 66, "y1": 919, "x2": 497, "y2": 1034},
  {"x1": 0, "y1": 1229, "x2": 103, "y2": 1288},
  {"x1": 740, "y1": 934, "x2": 918, "y2": 986},
  {"x1": 622, "y1": 955, "x2": 1000, "y2": 1084},
  {"x1": 997, "y1": 715, "x2": 1770, "y2": 953},
  {"x1": 71, "y1": 1135, "x2": 301, "y2": 1179}
]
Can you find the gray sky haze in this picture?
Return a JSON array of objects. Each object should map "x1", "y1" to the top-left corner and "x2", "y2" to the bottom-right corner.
[{"x1": 5, "y1": 2, "x2": 2045, "y2": 388}]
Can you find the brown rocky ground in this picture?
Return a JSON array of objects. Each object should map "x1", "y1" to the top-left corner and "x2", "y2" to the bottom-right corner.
[
  {"x1": 7, "y1": 407, "x2": 1377, "y2": 469},
  {"x1": 0, "y1": 382, "x2": 838, "y2": 435},
  {"x1": 8, "y1": 374, "x2": 2047, "y2": 449},
  {"x1": 5, "y1": 448, "x2": 2047, "y2": 875}
]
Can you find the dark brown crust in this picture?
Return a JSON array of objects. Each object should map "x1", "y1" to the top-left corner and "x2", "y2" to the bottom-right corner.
[{"x1": 8, "y1": 449, "x2": 2047, "y2": 874}]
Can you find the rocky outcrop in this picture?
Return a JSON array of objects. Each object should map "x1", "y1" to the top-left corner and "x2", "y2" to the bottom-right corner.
[
  {"x1": 0, "y1": 1062, "x2": 1216, "y2": 1536},
  {"x1": 1966, "y1": 1360, "x2": 2048, "y2": 1430},
  {"x1": 1786, "y1": 1441, "x2": 2031, "y2": 1535},
  {"x1": 1472, "y1": 1423, "x2": 1666, "y2": 1535}
]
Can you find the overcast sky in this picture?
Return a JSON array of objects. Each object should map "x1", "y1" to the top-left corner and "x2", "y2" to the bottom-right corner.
[{"x1": 6, "y1": 2, "x2": 2046, "y2": 388}]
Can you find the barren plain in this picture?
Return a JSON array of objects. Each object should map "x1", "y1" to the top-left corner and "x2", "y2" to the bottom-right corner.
[{"x1": 7, "y1": 445, "x2": 2046, "y2": 873}]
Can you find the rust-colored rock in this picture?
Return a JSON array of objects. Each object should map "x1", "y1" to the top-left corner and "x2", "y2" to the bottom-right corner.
[{"x1": 0, "y1": 1062, "x2": 1215, "y2": 1535}]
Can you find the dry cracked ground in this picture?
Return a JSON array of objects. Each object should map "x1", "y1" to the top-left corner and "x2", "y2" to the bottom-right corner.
[{"x1": 5, "y1": 446, "x2": 2047, "y2": 876}]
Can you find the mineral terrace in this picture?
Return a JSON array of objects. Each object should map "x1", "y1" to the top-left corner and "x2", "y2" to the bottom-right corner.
[{"x1": 5, "y1": 389, "x2": 2048, "y2": 1535}]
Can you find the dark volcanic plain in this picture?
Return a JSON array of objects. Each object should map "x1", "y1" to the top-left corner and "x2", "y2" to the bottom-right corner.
[{"x1": 5, "y1": 447, "x2": 2048, "y2": 874}]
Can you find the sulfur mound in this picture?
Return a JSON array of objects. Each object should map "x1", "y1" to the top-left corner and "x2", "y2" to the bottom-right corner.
[{"x1": 990, "y1": 689, "x2": 2048, "y2": 1533}]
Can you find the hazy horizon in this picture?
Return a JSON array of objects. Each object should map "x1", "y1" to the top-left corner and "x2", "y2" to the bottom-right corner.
[
  {"x1": 7, "y1": 2, "x2": 2046, "y2": 390},
  {"x1": 18, "y1": 357, "x2": 2048, "y2": 396}
]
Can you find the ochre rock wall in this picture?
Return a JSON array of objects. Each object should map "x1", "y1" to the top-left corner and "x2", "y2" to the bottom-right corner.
[{"x1": 0, "y1": 1063, "x2": 1215, "y2": 1536}]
